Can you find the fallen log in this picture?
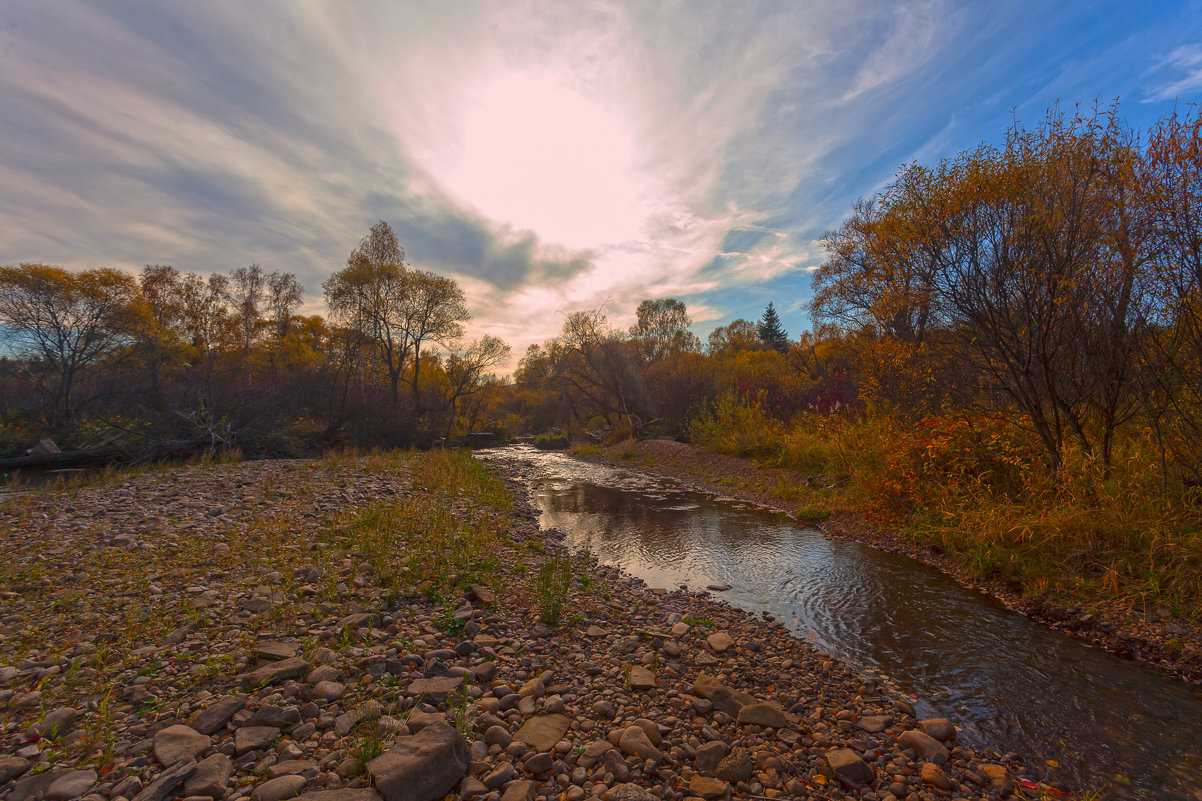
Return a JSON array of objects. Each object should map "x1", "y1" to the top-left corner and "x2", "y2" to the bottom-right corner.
[{"x1": 0, "y1": 439, "x2": 207, "y2": 471}]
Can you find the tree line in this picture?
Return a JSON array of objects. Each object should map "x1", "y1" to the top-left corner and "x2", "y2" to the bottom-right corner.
[
  {"x1": 0, "y1": 221, "x2": 508, "y2": 455},
  {"x1": 812, "y1": 105, "x2": 1202, "y2": 485}
]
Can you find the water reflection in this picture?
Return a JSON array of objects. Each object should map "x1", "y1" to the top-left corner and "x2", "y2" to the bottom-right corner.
[{"x1": 483, "y1": 446, "x2": 1202, "y2": 798}]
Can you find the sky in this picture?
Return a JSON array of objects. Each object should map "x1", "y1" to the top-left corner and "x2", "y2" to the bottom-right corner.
[{"x1": 2, "y1": 1, "x2": 1201, "y2": 370}]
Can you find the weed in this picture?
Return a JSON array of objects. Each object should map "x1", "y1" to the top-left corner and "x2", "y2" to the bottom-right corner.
[
  {"x1": 433, "y1": 607, "x2": 465, "y2": 637},
  {"x1": 534, "y1": 554, "x2": 572, "y2": 626}
]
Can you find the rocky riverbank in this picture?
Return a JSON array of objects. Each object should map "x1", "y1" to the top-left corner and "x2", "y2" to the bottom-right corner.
[
  {"x1": 573, "y1": 439, "x2": 1202, "y2": 685},
  {"x1": 2, "y1": 451, "x2": 1038, "y2": 801}
]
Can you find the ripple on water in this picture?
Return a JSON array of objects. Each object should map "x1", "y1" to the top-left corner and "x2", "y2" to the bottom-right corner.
[{"x1": 478, "y1": 445, "x2": 1202, "y2": 798}]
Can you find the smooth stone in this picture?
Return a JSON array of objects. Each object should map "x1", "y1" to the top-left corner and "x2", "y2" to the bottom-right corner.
[
  {"x1": 500, "y1": 780, "x2": 536, "y2": 801},
  {"x1": 406, "y1": 676, "x2": 463, "y2": 703},
  {"x1": 694, "y1": 741, "x2": 731, "y2": 775},
  {"x1": 617, "y1": 726, "x2": 662, "y2": 763},
  {"x1": 856, "y1": 715, "x2": 892, "y2": 733},
  {"x1": 46, "y1": 769, "x2": 97, "y2": 801},
  {"x1": 250, "y1": 774, "x2": 307, "y2": 801},
  {"x1": 513, "y1": 714, "x2": 569, "y2": 752},
  {"x1": 0, "y1": 755, "x2": 31, "y2": 784},
  {"x1": 826, "y1": 748, "x2": 874, "y2": 787},
  {"x1": 706, "y1": 632, "x2": 735, "y2": 652},
  {"x1": 294, "y1": 793, "x2": 382, "y2": 801},
  {"x1": 687, "y1": 776, "x2": 729, "y2": 800},
  {"x1": 920, "y1": 717, "x2": 956, "y2": 742},
  {"x1": 256, "y1": 641, "x2": 299, "y2": 661},
  {"x1": 185, "y1": 754, "x2": 233, "y2": 799},
  {"x1": 367, "y1": 722, "x2": 467, "y2": 801},
  {"x1": 154, "y1": 724, "x2": 211, "y2": 767},
  {"x1": 131, "y1": 758, "x2": 198, "y2": 801},
  {"x1": 898, "y1": 729, "x2": 949, "y2": 764},
  {"x1": 189, "y1": 697, "x2": 247, "y2": 735},
  {"x1": 236, "y1": 726, "x2": 281, "y2": 755},
  {"x1": 922, "y1": 762, "x2": 951, "y2": 790},
  {"x1": 628, "y1": 666, "x2": 656, "y2": 690},
  {"x1": 736, "y1": 702, "x2": 787, "y2": 728},
  {"x1": 243, "y1": 657, "x2": 312, "y2": 688}
]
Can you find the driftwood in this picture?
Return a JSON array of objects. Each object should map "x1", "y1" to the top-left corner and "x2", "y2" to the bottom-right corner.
[{"x1": 0, "y1": 439, "x2": 207, "y2": 471}]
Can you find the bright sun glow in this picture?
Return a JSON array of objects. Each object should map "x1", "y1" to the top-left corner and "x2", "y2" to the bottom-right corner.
[{"x1": 434, "y1": 72, "x2": 649, "y2": 250}]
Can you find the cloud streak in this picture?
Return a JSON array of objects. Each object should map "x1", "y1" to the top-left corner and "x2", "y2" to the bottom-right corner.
[{"x1": 1, "y1": 0, "x2": 1199, "y2": 368}]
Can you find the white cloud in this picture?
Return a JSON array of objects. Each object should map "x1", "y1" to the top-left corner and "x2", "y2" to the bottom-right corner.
[{"x1": 1146, "y1": 44, "x2": 1202, "y2": 101}]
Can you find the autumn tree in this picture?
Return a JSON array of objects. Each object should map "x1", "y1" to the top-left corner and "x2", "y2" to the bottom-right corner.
[
  {"x1": 706, "y1": 319, "x2": 761, "y2": 354},
  {"x1": 0, "y1": 264, "x2": 138, "y2": 422},
  {"x1": 401, "y1": 270, "x2": 469, "y2": 413},
  {"x1": 630, "y1": 298, "x2": 700, "y2": 363},
  {"x1": 323, "y1": 221, "x2": 411, "y2": 408}
]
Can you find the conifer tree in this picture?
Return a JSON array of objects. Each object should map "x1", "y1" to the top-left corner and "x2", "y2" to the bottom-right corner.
[{"x1": 757, "y1": 302, "x2": 789, "y2": 352}]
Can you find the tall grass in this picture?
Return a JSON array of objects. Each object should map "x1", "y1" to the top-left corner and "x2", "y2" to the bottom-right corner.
[
  {"x1": 689, "y1": 396, "x2": 1202, "y2": 625},
  {"x1": 341, "y1": 449, "x2": 509, "y2": 601}
]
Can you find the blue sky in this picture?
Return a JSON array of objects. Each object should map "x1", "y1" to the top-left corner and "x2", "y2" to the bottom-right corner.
[{"x1": 2, "y1": 1, "x2": 1200, "y2": 367}]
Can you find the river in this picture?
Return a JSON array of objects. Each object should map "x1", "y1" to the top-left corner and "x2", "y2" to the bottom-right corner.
[{"x1": 481, "y1": 445, "x2": 1202, "y2": 800}]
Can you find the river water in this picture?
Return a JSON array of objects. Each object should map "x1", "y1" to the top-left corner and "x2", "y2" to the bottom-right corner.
[{"x1": 481, "y1": 445, "x2": 1202, "y2": 800}]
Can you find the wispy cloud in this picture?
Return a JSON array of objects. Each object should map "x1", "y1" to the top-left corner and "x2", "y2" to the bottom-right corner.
[
  {"x1": 1145, "y1": 44, "x2": 1202, "y2": 101},
  {"x1": 1, "y1": 1, "x2": 1200, "y2": 367}
]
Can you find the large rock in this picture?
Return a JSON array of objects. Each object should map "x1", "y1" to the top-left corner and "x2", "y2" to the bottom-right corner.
[
  {"x1": 513, "y1": 714, "x2": 569, "y2": 752},
  {"x1": 185, "y1": 753, "x2": 233, "y2": 799},
  {"x1": 407, "y1": 676, "x2": 463, "y2": 703},
  {"x1": 736, "y1": 702, "x2": 787, "y2": 728},
  {"x1": 243, "y1": 656, "x2": 312, "y2": 688},
  {"x1": 601, "y1": 785, "x2": 658, "y2": 801},
  {"x1": 251, "y1": 774, "x2": 307, "y2": 801},
  {"x1": 691, "y1": 673, "x2": 724, "y2": 699},
  {"x1": 236, "y1": 726, "x2": 281, "y2": 754},
  {"x1": 154, "y1": 724, "x2": 211, "y2": 767},
  {"x1": 617, "y1": 725, "x2": 662, "y2": 762},
  {"x1": 256, "y1": 641, "x2": 299, "y2": 661},
  {"x1": 500, "y1": 781, "x2": 536, "y2": 801},
  {"x1": 715, "y1": 748, "x2": 754, "y2": 783},
  {"x1": 687, "y1": 776, "x2": 729, "y2": 800},
  {"x1": 710, "y1": 685, "x2": 756, "y2": 717},
  {"x1": 827, "y1": 748, "x2": 874, "y2": 787},
  {"x1": 367, "y1": 721, "x2": 468, "y2": 801},
  {"x1": 189, "y1": 696, "x2": 247, "y2": 735},
  {"x1": 978, "y1": 764, "x2": 1013, "y2": 797},
  {"x1": 46, "y1": 769, "x2": 97, "y2": 801},
  {"x1": 295, "y1": 792, "x2": 382, "y2": 801},
  {"x1": 131, "y1": 757, "x2": 198, "y2": 801},
  {"x1": 856, "y1": 714, "x2": 892, "y2": 733},
  {"x1": 706, "y1": 631, "x2": 735, "y2": 652},
  {"x1": 919, "y1": 717, "x2": 956, "y2": 742},
  {"x1": 27, "y1": 707, "x2": 77, "y2": 739},
  {"x1": 0, "y1": 755, "x2": 31, "y2": 784},
  {"x1": 9, "y1": 769, "x2": 70, "y2": 801},
  {"x1": 694, "y1": 741, "x2": 731, "y2": 775},
  {"x1": 921, "y1": 762, "x2": 951, "y2": 791},
  {"x1": 899, "y1": 729, "x2": 949, "y2": 764},
  {"x1": 628, "y1": 666, "x2": 656, "y2": 690}
]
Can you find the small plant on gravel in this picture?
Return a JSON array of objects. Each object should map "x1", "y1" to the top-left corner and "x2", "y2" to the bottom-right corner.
[
  {"x1": 620, "y1": 661, "x2": 633, "y2": 691},
  {"x1": 82, "y1": 690, "x2": 117, "y2": 766},
  {"x1": 433, "y1": 607, "x2": 465, "y2": 636},
  {"x1": 348, "y1": 731, "x2": 385, "y2": 777},
  {"x1": 447, "y1": 682, "x2": 477, "y2": 738},
  {"x1": 535, "y1": 553, "x2": 572, "y2": 626}
]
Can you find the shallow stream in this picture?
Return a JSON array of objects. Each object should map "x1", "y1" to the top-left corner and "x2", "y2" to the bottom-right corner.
[{"x1": 481, "y1": 445, "x2": 1201, "y2": 799}]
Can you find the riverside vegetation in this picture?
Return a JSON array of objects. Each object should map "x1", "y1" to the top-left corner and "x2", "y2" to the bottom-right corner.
[{"x1": 0, "y1": 449, "x2": 1041, "y2": 801}]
